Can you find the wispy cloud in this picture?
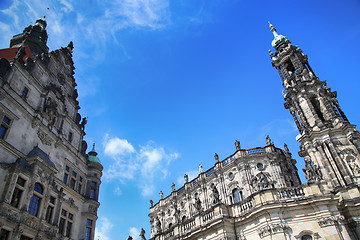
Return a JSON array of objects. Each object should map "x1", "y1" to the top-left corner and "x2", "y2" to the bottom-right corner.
[
  {"x1": 95, "y1": 217, "x2": 114, "y2": 240},
  {"x1": 129, "y1": 227, "x2": 140, "y2": 240},
  {"x1": 103, "y1": 135, "x2": 179, "y2": 196}
]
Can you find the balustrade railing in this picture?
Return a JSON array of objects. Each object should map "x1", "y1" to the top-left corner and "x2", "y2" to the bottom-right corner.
[
  {"x1": 202, "y1": 210, "x2": 214, "y2": 223},
  {"x1": 276, "y1": 186, "x2": 305, "y2": 199}
]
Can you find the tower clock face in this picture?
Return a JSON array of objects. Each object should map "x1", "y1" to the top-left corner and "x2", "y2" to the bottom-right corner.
[{"x1": 257, "y1": 163, "x2": 264, "y2": 171}]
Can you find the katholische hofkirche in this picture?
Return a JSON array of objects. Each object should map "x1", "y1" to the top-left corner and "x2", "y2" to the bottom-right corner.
[{"x1": 148, "y1": 23, "x2": 360, "y2": 240}]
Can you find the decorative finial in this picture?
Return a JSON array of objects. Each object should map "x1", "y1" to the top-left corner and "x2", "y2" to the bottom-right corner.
[
  {"x1": 43, "y1": 8, "x2": 50, "y2": 19},
  {"x1": 268, "y1": 21, "x2": 273, "y2": 29}
]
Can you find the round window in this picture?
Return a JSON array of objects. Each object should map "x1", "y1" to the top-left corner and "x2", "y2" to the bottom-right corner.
[
  {"x1": 228, "y1": 172, "x2": 234, "y2": 181},
  {"x1": 257, "y1": 163, "x2": 264, "y2": 170}
]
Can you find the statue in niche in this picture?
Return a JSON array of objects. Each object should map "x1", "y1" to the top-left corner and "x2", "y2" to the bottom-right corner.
[
  {"x1": 79, "y1": 117, "x2": 87, "y2": 131},
  {"x1": 80, "y1": 140, "x2": 87, "y2": 155},
  {"x1": 199, "y1": 164, "x2": 203, "y2": 173},
  {"x1": 184, "y1": 174, "x2": 188, "y2": 183},
  {"x1": 348, "y1": 158, "x2": 360, "y2": 177},
  {"x1": 194, "y1": 194, "x2": 202, "y2": 212},
  {"x1": 150, "y1": 199, "x2": 153, "y2": 207},
  {"x1": 44, "y1": 97, "x2": 58, "y2": 126},
  {"x1": 214, "y1": 153, "x2": 219, "y2": 162},
  {"x1": 211, "y1": 184, "x2": 220, "y2": 203},
  {"x1": 252, "y1": 172, "x2": 271, "y2": 191},
  {"x1": 303, "y1": 157, "x2": 315, "y2": 181},
  {"x1": 235, "y1": 140, "x2": 241, "y2": 150},
  {"x1": 266, "y1": 135, "x2": 272, "y2": 145},
  {"x1": 174, "y1": 203, "x2": 181, "y2": 223},
  {"x1": 140, "y1": 228, "x2": 146, "y2": 240},
  {"x1": 313, "y1": 164, "x2": 323, "y2": 180},
  {"x1": 155, "y1": 217, "x2": 161, "y2": 232},
  {"x1": 171, "y1": 182, "x2": 175, "y2": 192}
]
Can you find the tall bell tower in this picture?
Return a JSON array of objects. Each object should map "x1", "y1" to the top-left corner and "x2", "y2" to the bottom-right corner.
[{"x1": 269, "y1": 23, "x2": 360, "y2": 188}]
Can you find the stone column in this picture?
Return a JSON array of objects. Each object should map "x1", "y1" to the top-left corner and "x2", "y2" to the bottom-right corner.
[
  {"x1": 289, "y1": 107, "x2": 303, "y2": 132},
  {"x1": 326, "y1": 141, "x2": 353, "y2": 185},
  {"x1": 322, "y1": 142, "x2": 346, "y2": 186},
  {"x1": 314, "y1": 142, "x2": 341, "y2": 187}
]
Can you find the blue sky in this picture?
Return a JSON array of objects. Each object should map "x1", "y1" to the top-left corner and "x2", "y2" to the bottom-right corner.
[{"x1": 1, "y1": 0, "x2": 360, "y2": 239}]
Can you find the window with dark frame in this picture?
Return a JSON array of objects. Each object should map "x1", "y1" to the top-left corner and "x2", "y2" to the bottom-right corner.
[
  {"x1": 70, "y1": 171, "x2": 77, "y2": 189},
  {"x1": 85, "y1": 219, "x2": 93, "y2": 240},
  {"x1": 90, "y1": 181, "x2": 96, "y2": 199},
  {"x1": 20, "y1": 235, "x2": 32, "y2": 240},
  {"x1": 28, "y1": 183, "x2": 43, "y2": 217},
  {"x1": 0, "y1": 116, "x2": 11, "y2": 139},
  {"x1": 68, "y1": 132, "x2": 73, "y2": 143},
  {"x1": 0, "y1": 229, "x2": 10, "y2": 240},
  {"x1": 10, "y1": 176, "x2": 26, "y2": 208},
  {"x1": 21, "y1": 87, "x2": 29, "y2": 100},
  {"x1": 45, "y1": 196, "x2": 56, "y2": 224},
  {"x1": 78, "y1": 176, "x2": 83, "y2": 194},
  {"x1": 63, "y1": 166, "x2": 69, "y2": 184},
  {"x1": 58, "y1": 209, "x2": 73, "y2": 237}
]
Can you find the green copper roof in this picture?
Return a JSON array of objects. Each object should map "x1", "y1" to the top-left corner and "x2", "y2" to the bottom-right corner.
[
  {"x1": 88, "y1": 143, "x2": 101, "y2": 164},
  {"x1": 88, "y1": 155, "x2": 101, "y2": 164},
  {"x1": 269, "y1": 22, "x2": 290, "y2": 49}
]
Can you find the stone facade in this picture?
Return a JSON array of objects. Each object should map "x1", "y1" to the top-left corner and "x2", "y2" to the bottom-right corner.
[
  {"x1": 149, "y1": 24, "x2": 360, "y2": 240},
  {"x1": 0, "y1": 19, "x2": 102, "y2": 240}
]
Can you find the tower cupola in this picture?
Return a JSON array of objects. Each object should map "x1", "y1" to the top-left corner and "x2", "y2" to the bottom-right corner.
[{"x1": 10, "y1": 18, "x2": 49, "y2": 57}]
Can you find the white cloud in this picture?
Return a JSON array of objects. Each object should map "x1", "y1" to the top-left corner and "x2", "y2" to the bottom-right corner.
[
  {"x1": 129, "y1": 227, "x2": 140, "y2": 240},
  {"x1": 103, "y1": 135, "x2": 179, "y2": 196},
  {"x1": 103, "y1": 135, "x2": 135, "y2": 157},
  {"x1": 95, "y1": 217, "x2": 114, "y2": 240}
]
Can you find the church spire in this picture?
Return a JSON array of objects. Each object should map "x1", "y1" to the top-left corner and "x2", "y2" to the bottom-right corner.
[{"x1": 269, "y1": 24, "x2": 360, "y2": 188}]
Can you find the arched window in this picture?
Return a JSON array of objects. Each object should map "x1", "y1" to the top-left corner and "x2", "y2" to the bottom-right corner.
[
  {"x1": 301, "y1": 235, "x2": 312, "y2": 240},
  {"x1": 28, "y1": 183, "x2": 43, "y2": 216},
  {"x1": 232, "y1": 188, "x2": 243, "y2": 203}
]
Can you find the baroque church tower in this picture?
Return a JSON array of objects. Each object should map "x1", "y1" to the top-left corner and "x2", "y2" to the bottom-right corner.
[{"x1": 269, "y1": 23, "x2": 360, "y2": 188}]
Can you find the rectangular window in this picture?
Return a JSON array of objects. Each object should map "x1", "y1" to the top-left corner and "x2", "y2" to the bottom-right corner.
[
  {"x1": 21, "y1": 87, "x2": 29, "y2": 100},
  {"x1": 0, "y1": 229, "x2": 10, "y2": 240},
  {"x1": 85, "y1": 219, "x2": 93, "y2": 240},
  {"x1": 10, "y1": 176, "x2": 26, "y2": 208},
  {"x1": 45, "y1": 205, "x2": 54, "y2": 223},
  {"x1": 78, "y1": 176, "x2": 83, "y2": 194},
  {"x1": 85, "y1": 228, "x2": 91, "y2": 240},
  {"x1": 45, "y1": 196, "x2": 56, "y2": 223},
  {"x1": 59, "y1": 218, "x2": 66, "y2": 235},
  {"x1": 65, "y1": 221, "x2": 72, "y2": 237},
  {"x1": 0, "y1": 116, "x2": 11, "y2": 139},
  {"x1": 20, "y1": 236, "x2": 32, "y2": 240},
  {"x1": 63, "y1": 166, "x2": 69, "y2": 184},
  {"x1": 59, "y1": 209, "x2": 73, "y2": 237},
  {"x1": 90, "y1": 182, "x2": 96, "y2": 199},
  {"x1": 70, "y1": 171, "x2": 77, "y2": 189}
]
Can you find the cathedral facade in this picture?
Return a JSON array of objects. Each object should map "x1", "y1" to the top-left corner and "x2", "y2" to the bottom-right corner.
[
  {"x1": 148, "y1": 24, "x2": 360, "y2": 240},
  {"x1": 0, "y1": 19, "x2": 102, "y2": 240}
]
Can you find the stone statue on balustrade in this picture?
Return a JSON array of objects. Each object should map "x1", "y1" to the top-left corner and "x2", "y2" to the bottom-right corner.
[
  {"x1": 235, "y1": 140, "x2": 241, "y2": 150},
  {"x1": 214, "y1": 153, "x2": 219, "y2": 162},
  {"x1": 199, "y1": 164, "x2": 203, "y2": 173},
  {"x1": 140, "y1": 228, "x2": 146, "y2": 240}
]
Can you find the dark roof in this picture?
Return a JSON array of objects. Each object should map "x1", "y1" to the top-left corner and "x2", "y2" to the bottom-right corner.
[{"x1": 27, "y1": 146, "x2": 56, "y2": 169}]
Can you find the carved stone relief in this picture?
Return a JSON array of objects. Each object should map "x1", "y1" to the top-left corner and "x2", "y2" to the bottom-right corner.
[{"x1": 37, "y1": 129, "x2": 52, "y2": 146}]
